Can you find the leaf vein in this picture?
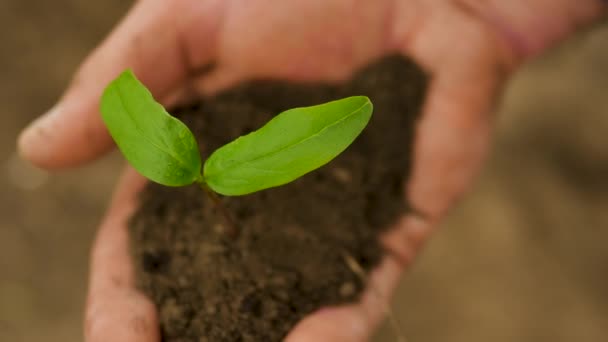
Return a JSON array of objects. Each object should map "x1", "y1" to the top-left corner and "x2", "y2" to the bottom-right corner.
[
  {"x1": 211, "y1": 101, "x2": 369, "y2": 175},
  {"x1": 114, "y1": 82, "x2": 195, "y2": 175}
]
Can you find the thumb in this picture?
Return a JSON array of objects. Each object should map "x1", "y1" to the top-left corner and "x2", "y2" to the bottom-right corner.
[{"x1": 18, "y1": 0, "x2": 217, "y2": 169}]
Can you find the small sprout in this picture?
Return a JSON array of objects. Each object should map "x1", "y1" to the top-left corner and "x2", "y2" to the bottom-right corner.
[{"x1": 101, "y1": 70, "x2": 372, "y2": 235}]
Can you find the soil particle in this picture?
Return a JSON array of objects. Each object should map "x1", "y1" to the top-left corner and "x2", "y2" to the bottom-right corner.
[{"x1": 130, "y1": 56, "x2": 427, "y2": 341}]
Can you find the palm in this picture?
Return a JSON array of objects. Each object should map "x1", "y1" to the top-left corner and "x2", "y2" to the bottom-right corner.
[{"x1": 19, "y1": 0, "x2": 600, "y2": 341}]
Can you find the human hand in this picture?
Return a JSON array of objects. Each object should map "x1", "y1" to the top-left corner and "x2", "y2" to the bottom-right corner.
[{"x1": 18, "y1": 0, "x2": 605, "y2": 341}]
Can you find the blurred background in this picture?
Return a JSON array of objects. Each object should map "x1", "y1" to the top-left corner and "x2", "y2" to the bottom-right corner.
[{"x1": 1, "y1": 1, "x2": 606, "y2": 341}]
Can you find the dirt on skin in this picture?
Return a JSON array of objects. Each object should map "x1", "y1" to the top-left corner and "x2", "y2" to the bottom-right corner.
[{"x1": 130, "y1": 56, "x2": 427, "y2": 342}]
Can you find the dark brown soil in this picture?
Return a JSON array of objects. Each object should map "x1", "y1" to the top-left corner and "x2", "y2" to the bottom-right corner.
[{"x1": 130, "y1": 56, "x2": 427, "y2": 342}]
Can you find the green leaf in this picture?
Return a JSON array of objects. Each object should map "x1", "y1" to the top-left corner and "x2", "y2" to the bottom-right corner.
[
  {"x1": 203, "y1": 96, "x2": 373, "y2": 196},
  {"x1": 100, "y1": 70, "x2": 201, "y2": 186}
]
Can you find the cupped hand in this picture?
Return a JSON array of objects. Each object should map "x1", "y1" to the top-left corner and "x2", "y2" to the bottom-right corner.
[{"x1": 18, "y1": 0, "x2": 604, "y2": 341}]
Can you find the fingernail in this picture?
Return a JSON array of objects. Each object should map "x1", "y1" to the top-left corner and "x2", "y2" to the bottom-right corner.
[{"x1": 17, "y1": 105, "x2": 61, "y2": 166}]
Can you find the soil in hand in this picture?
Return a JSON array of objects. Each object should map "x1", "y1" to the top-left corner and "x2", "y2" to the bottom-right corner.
[{"x1": 130, "y1": 56, "x2": 427, "y2": 341}]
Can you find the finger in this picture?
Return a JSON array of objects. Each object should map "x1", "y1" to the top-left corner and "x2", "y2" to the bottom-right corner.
[
  {"x1": 85, "y1": 167, "x2": 159, "y2": 342},
  {"x1": 407, "y1": 72, "x2": 501, "y2": 218},
  {"x1": 18, "y1": 0, "x2": 220, "y2": 169},
  {"x1": 400, "y1": 2, "x2": 510, "y2": 219},
  {"x1": 286, "y1": 215, "x2": 431, "y2": 342}
]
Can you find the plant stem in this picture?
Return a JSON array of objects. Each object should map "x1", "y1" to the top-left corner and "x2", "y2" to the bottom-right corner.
[{"x1": 196, "y1": 178, "x2": 239, "y2": 239}]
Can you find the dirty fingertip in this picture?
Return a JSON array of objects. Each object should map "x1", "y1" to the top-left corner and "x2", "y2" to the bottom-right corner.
[{"x1": 17, "y1": 105, "x2": 62, "y2": 168}]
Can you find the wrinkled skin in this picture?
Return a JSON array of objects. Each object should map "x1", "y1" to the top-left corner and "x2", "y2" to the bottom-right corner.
[{"x1": 18, "y1": 0, "x2": 605, "y2": 341}]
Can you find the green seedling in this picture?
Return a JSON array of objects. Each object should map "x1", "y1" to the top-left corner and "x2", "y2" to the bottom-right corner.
[{"x1": 101, "y1": 70, "x2": 373, "y2": 235}]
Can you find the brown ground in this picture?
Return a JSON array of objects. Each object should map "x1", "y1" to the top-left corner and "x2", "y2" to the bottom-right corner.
[{"x1": 1, "y1": 1, "x2": 607, "y2": 341}]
